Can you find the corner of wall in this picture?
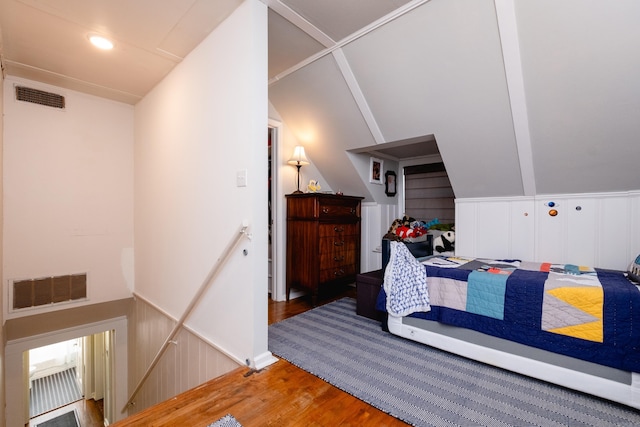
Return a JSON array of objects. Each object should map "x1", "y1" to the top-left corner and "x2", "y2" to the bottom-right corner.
[{"x1": 0, "y1": 65, "x2": 6, "y2": 427}]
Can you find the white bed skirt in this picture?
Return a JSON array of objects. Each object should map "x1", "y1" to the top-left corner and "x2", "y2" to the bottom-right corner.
[{"x1": 387, "y1": 315, "x2": 640, "y2": 410}]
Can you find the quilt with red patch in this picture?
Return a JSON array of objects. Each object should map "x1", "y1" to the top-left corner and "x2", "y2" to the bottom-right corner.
[{"x1": 381, "y1": 253, "x2": 640, "y2": 372}]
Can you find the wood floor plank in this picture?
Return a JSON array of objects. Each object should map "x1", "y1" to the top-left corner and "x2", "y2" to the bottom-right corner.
[
  {"x1": 114, "y1": 288, "x2": 408, "y2": 426},
  {"x1": 114, "y1": 359, "x2": 408, "y2": 427}
]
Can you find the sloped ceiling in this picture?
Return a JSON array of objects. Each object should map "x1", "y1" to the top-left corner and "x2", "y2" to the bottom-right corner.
[
  {"x1": 1, "y1": 0, "x2": 638, "y2": 200},
  {"x1": 516, "y1": 1, "x2": 640, "y2": 195},
  {"x1": 268, "y1": 0, "x2": 640, "y2": 200}
]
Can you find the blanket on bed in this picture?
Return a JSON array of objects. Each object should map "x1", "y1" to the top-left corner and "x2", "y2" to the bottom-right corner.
[
  {"x1": 383, "y1": 241, "x2": 430, "y2": 316},
  {"x1": 379, "y1": 250, "x2": 640, "y2": 373}
]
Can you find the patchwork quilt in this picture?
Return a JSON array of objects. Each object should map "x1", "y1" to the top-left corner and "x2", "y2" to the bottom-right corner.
[{"x1": 379, "y1": 251, "x2": 640, "y2": 373}]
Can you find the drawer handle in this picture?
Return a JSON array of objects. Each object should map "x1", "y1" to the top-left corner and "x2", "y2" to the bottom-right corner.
[
  {"x1": 334, "y1": 226, "x2": 344, "y2": 232},
  {"x1": 334, "y1": 269, "x2": 345, "y2": 277},
  {"x1": 334, "y1": 255, "x2": 345, "y2": 262},
  {"x1": 334, "y1": 241, "x2": 345, "y2": 247},
  {"x1": 351, "y1": 208, "x2": 356, "y2": 214},
  {"x1": 322, "y1": 207, "x2": 329, "y2": 214}
]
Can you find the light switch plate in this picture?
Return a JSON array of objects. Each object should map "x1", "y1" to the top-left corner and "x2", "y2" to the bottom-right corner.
[{"x1": 236, "y1": 169, "x2": 247, "y2": 187}]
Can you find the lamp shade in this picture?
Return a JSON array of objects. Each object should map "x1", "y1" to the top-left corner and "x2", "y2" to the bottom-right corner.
[{"x1": 287, "y1": 146, "x2": 309, "y2": 166}]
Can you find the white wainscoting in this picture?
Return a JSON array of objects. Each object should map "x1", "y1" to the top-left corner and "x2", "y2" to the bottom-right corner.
[
  {"x1": 127, "y1": 295, "x2": 241, "y2": 417},
  {"x1": 455, "y1": 191, "x2": 640, "y2": 271},
  {"x1": 455, "y1": 196, "x2": 536, "y2": 261},
  {"x1": 361, "y1": 203, "x2": 402, "y2": 273}
]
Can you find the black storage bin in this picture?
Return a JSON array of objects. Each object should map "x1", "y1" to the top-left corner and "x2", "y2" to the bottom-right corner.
[
  {"x1": 381, "y1": 236, "x2": 433, "y2": 269},
  {"x1": 356, "y1": 269, "x2": 384, "y2": 320}
]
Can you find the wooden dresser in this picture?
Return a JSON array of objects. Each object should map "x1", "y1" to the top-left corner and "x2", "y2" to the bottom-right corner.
[{"x1": 286, "y1": 193, "x2": 363, "y2": 305}]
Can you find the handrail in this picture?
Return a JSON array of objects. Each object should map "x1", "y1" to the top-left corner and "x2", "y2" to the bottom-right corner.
[{"x1": 122, "y1": 224, "x2": 251, "y2": 413}]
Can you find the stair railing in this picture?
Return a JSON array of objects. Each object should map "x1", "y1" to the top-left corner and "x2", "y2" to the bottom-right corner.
[{"x1": 122, "y1": 223, "x2": 251, "y2": 413}]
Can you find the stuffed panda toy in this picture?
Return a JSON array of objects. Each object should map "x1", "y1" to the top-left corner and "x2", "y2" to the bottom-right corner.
[{"x1": 434, "y1": 231, "x2": 455, "y2": 253}]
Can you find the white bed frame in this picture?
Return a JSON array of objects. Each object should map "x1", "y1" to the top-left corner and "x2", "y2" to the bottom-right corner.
[{"x1": 388, "y1": 315, "x2": 640, "y2": 410}]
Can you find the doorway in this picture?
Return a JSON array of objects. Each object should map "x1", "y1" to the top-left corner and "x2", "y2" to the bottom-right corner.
[
  {"x1": 268, "y1": 119, "x2": 286, "y2": 301},
  {"x1": 28, "y1": 338, "x2": 82, "y2": 418},
  {"x1": 5, "y1": 316, "x2": 128, "y2": 427},
  {"x1": 268, "y1": 126, "x2": 274, "y2": 297},
  {"x1": 25, "y1": 332, "x2": 114, "y2": 425}
]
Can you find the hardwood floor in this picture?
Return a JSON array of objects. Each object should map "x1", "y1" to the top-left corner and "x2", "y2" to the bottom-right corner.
[{"x1": 114, "y1": 286, "x2": 409, "y2": 427}]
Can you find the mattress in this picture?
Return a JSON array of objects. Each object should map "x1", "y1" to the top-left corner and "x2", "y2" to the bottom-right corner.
[{"x1": 379, "y1": 244, "x2": 640, "y2": 373}]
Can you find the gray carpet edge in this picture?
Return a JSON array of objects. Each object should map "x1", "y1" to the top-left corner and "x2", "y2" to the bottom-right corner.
[
  {"x1": 268, "y1": 298, "x2": 640, "y2": 427},
  {"x1": 207, "y1": 414, "x2": 242, "y2": 427}
]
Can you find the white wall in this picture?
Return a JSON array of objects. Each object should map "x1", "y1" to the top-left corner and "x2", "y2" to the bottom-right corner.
[
  {"x1": 268, "y1": 102, "x2": 330, "y2": 195},
  {"x1": 134, "y1": 0, "x2": 274, "y2": 369},
  {"x1": 2, "y1": 77, "x2": 134, "y2": 319},
  {"x1": 0, "y1": 61, "x2": 6, "y2": 427},
  {"x1": 455, "y1": 191, "x2": 640, "y2": 271}
]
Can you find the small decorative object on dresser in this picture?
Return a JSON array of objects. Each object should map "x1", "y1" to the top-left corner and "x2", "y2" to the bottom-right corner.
[{"x1": 286, "y1": 193, "x2": 363, "y2": 306}]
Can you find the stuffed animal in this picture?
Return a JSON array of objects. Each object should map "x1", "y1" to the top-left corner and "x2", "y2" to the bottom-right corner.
[
  {"x1": 401, "y1": 215, "x2": 415, "y2": 227},
  {"x1": 434, "y1": 231, "x2": 455, "y2": 253},
  {"x1": 383, "y1": 218, "x2": 403, "y2": 241},
  {"x1": 422, "y1": 218, "x2": 440, "y2": 229},
  {"x1": 395, "y1": 225, "x2": 416, "y2": 239},
  {"x1": 307, "y1": 179, "x2": 321, "y2": 192},
  {"x1": 412, "y1": 226, "x2": 427, "y2": 237}
]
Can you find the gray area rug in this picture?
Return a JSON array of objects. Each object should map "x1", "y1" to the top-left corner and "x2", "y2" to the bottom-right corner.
[
  {"x1": 268, "y1": 298, "x2": 640, "y2": 427},
  {"x1": 36, "y1": 410, "x2": 79, "y2": 427},
  {"x1": 208, "y1": 414, "x2": 242, "y2": 427},
  {"x1": 30, "y1": 367, "x2": 83, "y2": 417}
]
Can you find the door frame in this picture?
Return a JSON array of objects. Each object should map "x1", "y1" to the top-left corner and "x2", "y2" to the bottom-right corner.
[
  {"x1": 5, "y1": 317, "x2": 128, "y2": 426},
  {"x1": 268, "y1": 119, "x2": 286, "y2": 301}
]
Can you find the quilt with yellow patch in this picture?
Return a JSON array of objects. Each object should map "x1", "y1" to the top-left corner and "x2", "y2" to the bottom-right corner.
[{"x1": 388, "y1": 256, "x2": 640, "y2": 372}]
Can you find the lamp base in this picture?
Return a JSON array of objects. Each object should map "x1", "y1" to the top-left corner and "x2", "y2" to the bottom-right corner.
[{"x1": 291, "y1": 190, "x2": 304, "y2": 194}]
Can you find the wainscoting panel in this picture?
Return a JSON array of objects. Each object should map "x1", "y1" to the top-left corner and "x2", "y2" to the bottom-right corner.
[
  {"x1": 361, "y1": 203, "x2": 401, "y2": 273},
  {"x1": 128, "y1": 295, "x2": 240, "y2": 417},
  {"x1": 455, "y1": 197, "x2": 535, "y2": 261},
  {"x1": 456, "y1": 191, "x2": 640, "y2": 271}
]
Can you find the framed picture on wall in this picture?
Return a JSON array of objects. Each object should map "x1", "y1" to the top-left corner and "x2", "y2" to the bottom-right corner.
[
  {"x1": 369, "y1": 157, "x2": 383, "y2": 184},
  {"x1": 385, "y1": 170, "x2": 397, "y2": 196}
]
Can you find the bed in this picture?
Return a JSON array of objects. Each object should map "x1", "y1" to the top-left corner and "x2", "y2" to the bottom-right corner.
[{"x1": 377, "y1": 240, "x2": 640, "y2": 409}]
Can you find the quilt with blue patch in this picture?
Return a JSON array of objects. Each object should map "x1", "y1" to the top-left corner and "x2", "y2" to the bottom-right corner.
[{"x1": 379, "y1": 252, "x2": 640, "y2": 373}]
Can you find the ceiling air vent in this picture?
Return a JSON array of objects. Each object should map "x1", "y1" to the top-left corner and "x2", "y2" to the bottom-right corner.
[{"x1": 15, "y1": 85, "x2": 65, "y2": 109}]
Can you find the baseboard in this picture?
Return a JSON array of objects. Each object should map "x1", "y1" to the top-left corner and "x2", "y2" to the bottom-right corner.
[{"x1": 253, "y1": 351, "x2": 278, "y2": 370}]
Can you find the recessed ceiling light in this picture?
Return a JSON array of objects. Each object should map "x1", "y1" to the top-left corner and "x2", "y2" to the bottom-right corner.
[{"x1": 88, "y1": 35, "x2": 114, "y2": 50}]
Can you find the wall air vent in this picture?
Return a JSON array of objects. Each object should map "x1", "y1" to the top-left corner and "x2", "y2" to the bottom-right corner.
[
  {"x1": 12, "y1": 273, "x2": 87, "y2": 310},
  {"x1": 15, "y1": 85, "x2": 66, "y2": 109}
]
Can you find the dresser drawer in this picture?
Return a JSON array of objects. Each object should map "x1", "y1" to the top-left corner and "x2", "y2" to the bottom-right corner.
[
  {"x1": 319, "y1": 223, "x2": 358, "y2": 237},
  {"x1": 318, "y1": 199, "x2": 360, "y2": 219},
  {"x1": 320, "y1": 264, "x2": 357, "y2": 283},
  {"x1": 320, "y1": 250, "x2": 356, "y2": 269},
  {"x1": 319, "y1": 235, "x2": 358, "y2": 254}
]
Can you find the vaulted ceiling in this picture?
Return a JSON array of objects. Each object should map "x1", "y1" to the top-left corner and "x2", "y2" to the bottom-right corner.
[
  {"x1": 1, "y1": 0, "x2": 639, "y2": 201},
  {"x1": 269, "y1": 0, "x2": 640, "y2": 200}
]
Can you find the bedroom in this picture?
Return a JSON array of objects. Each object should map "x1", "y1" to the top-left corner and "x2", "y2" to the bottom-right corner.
[{"x1": 1, "y1": 0, "x2": 640, "y2": 425}]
